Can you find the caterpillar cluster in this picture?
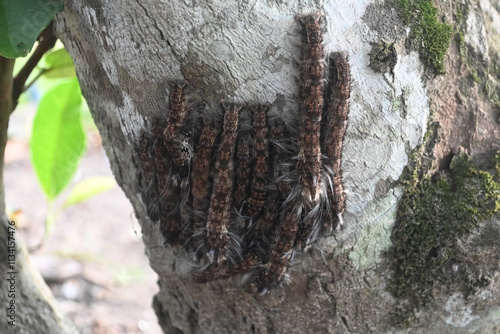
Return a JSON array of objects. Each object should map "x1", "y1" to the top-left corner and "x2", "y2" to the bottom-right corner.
[{"x1": 136, "y1": 12, "x2": 351, "y2": 292}]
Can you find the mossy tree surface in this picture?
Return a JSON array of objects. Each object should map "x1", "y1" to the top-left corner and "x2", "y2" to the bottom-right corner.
[
  {"x1": 393, "y1": 0, "x2": 453, "y2": 74},
  {"x1": 389, "y1": 151, "x2": 500, "y2": 325}
]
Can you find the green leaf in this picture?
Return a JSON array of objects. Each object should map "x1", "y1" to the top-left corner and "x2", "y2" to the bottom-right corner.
[
  {"x1": 31, "y1": 78, "x2": 85, "y2": 199},
  {"x1": 40, "y1": 48, "x2": 76, "y2": 78},
  {"x1": 63, "y1": 176, "x2": 117, "y2": 208},
  {"x1": 0, "y1": 0, "x2": 64, "y2": 58}
]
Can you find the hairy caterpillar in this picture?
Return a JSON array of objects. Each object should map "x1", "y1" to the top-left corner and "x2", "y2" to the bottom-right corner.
[
  {"x1": 204, "y1": 102, "x2": 243, "y2": 263},
  {"x1": 136, "y1": 12, "x2": 351, "y2": 292}
]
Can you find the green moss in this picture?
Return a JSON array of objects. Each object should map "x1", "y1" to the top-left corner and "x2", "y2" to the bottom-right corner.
[
  {"x1": 455, "y1": 3, "x2": 464, "y2": 24},
  {"x1": 456, "y1": 32, "x2": 466, "y2": 61},
  {"x1": 495, "y1": 152, "x2": 500, "y2": 179},
  {"x1": 388, "y1": 151, "x2": 500, "y2": 325},
  {"x1": 393, "y1": 0, "x2": 453, "y2": 74}
]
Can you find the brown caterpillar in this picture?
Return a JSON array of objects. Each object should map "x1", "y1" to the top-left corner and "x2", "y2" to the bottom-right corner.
[
  {"x1": 135, "y1": 12, "x2": 351, "y2": 292},
  {"x1": 163, "y1": 81, "x2": 190, "y2": 176},
  {"x1": 296, "y1": 12, "x2": 325, "y2": 203},
  {"x1": 246, "y1": 104, "x2": 271, "y2": 217},
  {"x1": 192, "y1": 248, "x2": 261, "y2": 284},
  {"x1": 256, "y1": 205, "x2": 299, "y2": 292},
  {"x1": 191, "y1": 121, "x2": 220, "y2": 212},
  {"x1": 234, "y1": 135, "x2": 252, "y2": 209},
  {"x1": 137, "y1": 131, "x2": 159, "y2": 222},
  {"x1": 204, "y1": 101, "x2": 243, "y2": 263},
  {"x1": 252, "y1": 199, "x2": 279, "y2": 248},
  {"x1": 323, "y1": 52, "x2": 351, "y2": 227}
]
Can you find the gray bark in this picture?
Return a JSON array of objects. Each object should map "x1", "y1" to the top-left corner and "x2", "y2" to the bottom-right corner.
[{"x1": 48, "y1": 0, "x2": 500, "y2": 333}]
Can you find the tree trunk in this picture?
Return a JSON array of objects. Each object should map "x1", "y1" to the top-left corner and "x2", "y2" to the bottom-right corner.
[{"x1": 54, "y1": 1, "x2": 500, "y2": 333}]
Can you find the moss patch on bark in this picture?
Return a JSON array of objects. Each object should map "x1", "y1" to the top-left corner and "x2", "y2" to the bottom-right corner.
[
  {"x1": 393, "y1": 0, "x2": 452, "y2": 74},
  {"x1": 388, "y1": 150, "x2": 500, "y2": 325}
]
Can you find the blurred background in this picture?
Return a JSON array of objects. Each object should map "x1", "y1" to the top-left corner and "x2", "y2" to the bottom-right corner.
[{"x1": 5, "y1": 45, "x2": 162, "y2": 334}]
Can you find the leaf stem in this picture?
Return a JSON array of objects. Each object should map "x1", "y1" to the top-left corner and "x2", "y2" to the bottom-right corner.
[
  {"x1": 0, "y1": 57, "x2": 15, "y2": 214},
  {"x1": 24, "y1": 69, "x2": 49, "y2": 92}
]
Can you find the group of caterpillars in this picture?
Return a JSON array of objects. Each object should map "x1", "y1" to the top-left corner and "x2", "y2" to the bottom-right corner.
[{"x1": 137, "y1": 12, "x2": 351, "y2": 292}]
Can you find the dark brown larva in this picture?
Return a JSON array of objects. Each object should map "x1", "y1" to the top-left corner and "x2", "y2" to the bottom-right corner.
[
  {"x1": 135, "y1": 12, "x2": 351, "y2": 292},
  {"x1": 137, "y1": 131, "x2": 159, "y2": 222},
  {"x1": 192, "y1": 248, "x2": 261, "y2": 284},
  {"x1": 246, "y1": 104, "x2": 270, "y2": 217},
  {"x1": 323, "y1": 52, "x2": 351, "y2": 226},
  {"x1": 256, "y1": 205, "x2": 299, "y2": 291},
  {"x1": 234, "y1": 135, "x2": 251, "y2": 209},
  {"x1": 250, "y1": 199, "x2": 279, "y2": 254},
  {"x1": 205, "y1": 102, "x2": 242, "y2": 263},
  {"x1": 163, "y1": 81, "x2": 190, "y2": 175},
  {"x1": 152, "y1": 120, "x2": 181, "y2": 246},
  {"x1": 191, "y1": 121, "x2": 220, "y2": 212},
  {"x1": 296, "y1": 13, "x2": 324, "y2": 202},
  {"x1": 270, "y1": 120, "x2": 292, "y2": 196}
]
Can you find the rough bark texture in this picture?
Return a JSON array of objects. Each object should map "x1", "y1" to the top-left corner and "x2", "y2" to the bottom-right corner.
[{"x1": 52, "y1": 0, "x2": 500, "y2": 333}]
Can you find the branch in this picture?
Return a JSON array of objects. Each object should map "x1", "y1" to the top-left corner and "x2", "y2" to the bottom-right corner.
[
  {"x1": 0, "y1": 57, "x2": 15, "y2": 196},
  {"x1": 0, "y1": 57, "x2": 15, "y2": 115},
  {"x1": 11, "y1": 22, "x2": 58, "y2": 111}
]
